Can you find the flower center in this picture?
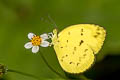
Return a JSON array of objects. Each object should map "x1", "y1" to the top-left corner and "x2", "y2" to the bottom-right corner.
[{"x1": 31, "y1": 36, "x2": 42, "y2": 46}]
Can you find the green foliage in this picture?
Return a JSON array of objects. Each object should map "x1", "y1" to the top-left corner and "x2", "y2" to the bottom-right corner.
[{"x1": 0, "y1": 0, "x2": 120, "y2": 80}]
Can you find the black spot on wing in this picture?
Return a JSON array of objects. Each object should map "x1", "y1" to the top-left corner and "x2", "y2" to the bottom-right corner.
[
  {"x1": 96, "y1": 32, "x2": 100, "y2": 35},
  {"x1": 60, "y1": 47, "x2": 63, "y2": 48},
  {"x1": 97, "y1": 27, "x2": 100, "y2": 31},
  {"x1": 77, "y1": 63, "x2": 80, "y2": 66},
  {"x1": 74, "y1": 47, "x2": 77, "y2": 51},
  {"x1": 61, "y1": 59, "x2": 63, "y2": 62},
  {"x1": 84, "y1": 49, "x2": 88, "y2": 52},
  {"x1": 73, "y1": 52, "x2": 75, "y2": 54},
  {"x1": 68, "y1": 32, "x2": 70, "y2": 35},
  {"x1": 83, "y1": 54, "x2": 87, "y2": 57},
  {"x1": 94, "y1": 35, "x2": 98, "y2": 38},
  {"x1": 57, "y1": 40, "x2": 60, "y2": 42},
  {"x1": 66, "y1": 40, "x2": 68, "y2": 43},
  {"x1": 81, "y1": 33, "x2": 83, "y2": 36},
  {"x1": 94, "y1": 32, "x2": 101, "y2": 38},
  {"x1": 69, "y1": 62, "x2": 73, "y2": 64},
  {"x1": 81, "y1": 28, "x2": 83, "y2": 32},
  {"x1": 81, "y1": 29, "x2": 84, "y2": 36},
  {"x1": 66, "y1": 54, "x2": 68, "y2": 57},
  {"x1": 79, "y1": 40, "x2": 84, "y2": 46},
  {"x1": 61, "y1": 54, "x2": 68, "y2": 62}
]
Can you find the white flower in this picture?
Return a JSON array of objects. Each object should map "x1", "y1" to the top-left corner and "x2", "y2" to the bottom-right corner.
[{"x1": 24, "y1": 33, "x2": 50, "y2": 53}]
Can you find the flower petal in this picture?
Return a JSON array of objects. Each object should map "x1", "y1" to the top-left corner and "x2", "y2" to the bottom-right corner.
[
  {"x1": 40, "y1": 40, "x2": 49, "y2": 47},
  {"x1": 24, "y1": 42, "x2": 33, "y2": 49},
  {"x1": 40, "y1": 33, "x2": 49, "y2": 40},
  {"x1": 28, "y1": 33, "x2": 35, "y2": 40},
  {"x1": 32, "y1": 46, "x2": 39, "y2": 53}
]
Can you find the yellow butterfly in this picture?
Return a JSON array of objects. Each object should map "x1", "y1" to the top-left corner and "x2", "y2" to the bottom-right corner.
[{"x1": 50, "y1": 24, "x2": 106, "y2": 74}]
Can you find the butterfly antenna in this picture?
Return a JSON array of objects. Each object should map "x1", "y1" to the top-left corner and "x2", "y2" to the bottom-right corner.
[
  {"x1": 47, "y1": 14, "x2": 58, "y2": 30},
  {"x1": 40, "y1": 17, "x2": 52, "y2": 25}
]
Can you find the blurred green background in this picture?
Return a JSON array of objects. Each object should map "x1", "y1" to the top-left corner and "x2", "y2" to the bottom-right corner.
[{"x1": 0, "y1": 0, "x2": 120, "y2": 80}]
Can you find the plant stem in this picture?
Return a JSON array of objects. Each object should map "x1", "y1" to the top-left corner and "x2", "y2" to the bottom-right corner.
[
  {"x1": 7, "y1": 69, "x2": 39, "y2": 80},
  {"x1": 39, "y1": 50, "x2": 67, "y2": 79}
]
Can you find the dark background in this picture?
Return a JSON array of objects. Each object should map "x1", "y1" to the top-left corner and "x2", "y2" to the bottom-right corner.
[{"x1": 0, "y1": 0, "x2": 120, "y2": 80}]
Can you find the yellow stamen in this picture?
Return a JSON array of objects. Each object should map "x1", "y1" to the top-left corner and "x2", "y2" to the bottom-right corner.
[{"x1": 31, "y1": 36, "x2": 42, "y2": 46}]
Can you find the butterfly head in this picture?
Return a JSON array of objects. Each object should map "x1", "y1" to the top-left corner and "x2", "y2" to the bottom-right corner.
[{"x1": 50, "y1": 29, "x2": 58, "y2": 45}]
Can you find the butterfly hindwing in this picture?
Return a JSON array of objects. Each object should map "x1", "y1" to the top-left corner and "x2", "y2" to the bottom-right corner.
[{"x1": 54, "y1": 40, "x2": 95, "y2": 73}]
